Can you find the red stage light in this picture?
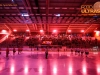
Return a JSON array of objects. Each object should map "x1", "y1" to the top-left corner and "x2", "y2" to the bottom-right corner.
[
  {"x1": 96, "y1": 31, "x2": 99, "y2": 36},
  {"x1": 68, "y1": 30, "x2": 71, "y2": 32},
  {"x1": 26, "y1": 29, "x2": 30, "y2": 32},
  {"x1": 40, "y1": 30, "x2": 44, "y2": 33},
  {"x1": 81, "y1": 30, "x2": 84, "y2": 32},
  {"x1": 13, "y1": 29, "x2": 17, "y2": 32},
  {"x1": 1, "y1": 30, "x2": 7, "y2": 33},
  {"x1": 53, "y1": 30, "x2": 57, "y2": 33}
]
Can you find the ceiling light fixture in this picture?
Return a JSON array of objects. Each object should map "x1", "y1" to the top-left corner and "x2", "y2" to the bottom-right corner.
[
  {"x1": 2, "y1": 30, "x2": 7, "y2": 33},
  {"x1": 68, "y1": 30, "x2": 71, "y2": 32},
  {"x1": 55, "y1": 14, "x2": 60, "y2": 17},
  {"x1": 53, "y1": 30, "x2": 57, "y2": 33},
  {"x1": 13, "y1": 29, "x2": 17, "y2": 32},
  {"x1": 40, "y1": 30, "x2": 44, "y2": 33},
  {"x1": 1, "y1": 30, "x2": 7, "y2": 34},
  {"x1": 21, "y1": 13, "x2": 29, "y2": 16},
  {"x1": 26, "y1": 29, "x2": 30, "y2": 32},
  {"x1": 81, "y1": 30, "x2": 84, "y2": 32}
]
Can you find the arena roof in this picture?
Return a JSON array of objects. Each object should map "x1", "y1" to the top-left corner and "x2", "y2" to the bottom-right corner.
[{"x1": 0, "y1": 0, "x2": 100, "y2": 33}]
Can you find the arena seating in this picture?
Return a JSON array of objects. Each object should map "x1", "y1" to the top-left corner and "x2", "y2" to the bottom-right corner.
[{"x1": 0, "y1": 35, "x2": 99, "y2": 49}]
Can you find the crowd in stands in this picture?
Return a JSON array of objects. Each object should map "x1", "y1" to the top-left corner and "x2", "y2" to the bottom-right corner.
[
  {"x1": 0, "y1": 34, "x2": 99, "y2": 58},
  {"x1": 0, "y1": 34, "x2": 99, "y2": 49}
]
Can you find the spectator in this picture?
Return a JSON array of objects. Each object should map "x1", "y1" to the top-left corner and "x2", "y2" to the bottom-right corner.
[
  {"x1": 6, "y1": 47, "x2": 9, "y2": 58},
  {"x1": 0, "y1": 48, "x2": 1, "y2": 55},
  {"x1": 13, "y1": 47, "x2": 16, "y2": 55},
  {"x1": 45, "y1": 48, "x2": 48, "y2": 59}
]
